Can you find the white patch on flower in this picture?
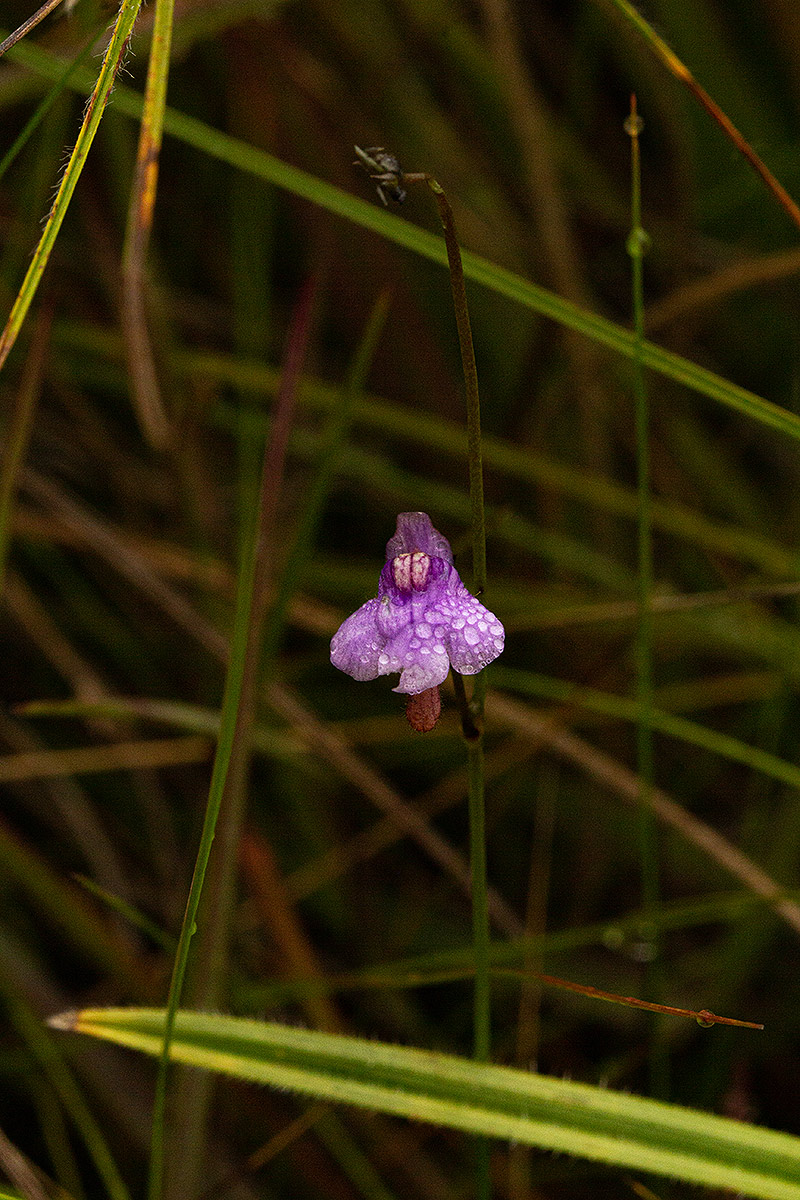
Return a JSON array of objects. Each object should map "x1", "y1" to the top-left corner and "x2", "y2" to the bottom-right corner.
[{"x1": 392, "y1": 550, "x2": 430, "y2": 592}]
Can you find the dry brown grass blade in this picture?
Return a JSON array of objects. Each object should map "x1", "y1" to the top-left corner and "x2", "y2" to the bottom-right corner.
[
  {"x1": 479, "y1": 0, "x2": 612, "y2": 495},
  {"x1": 7, "y1": 572, "x2": 110, "y2": 705},
  {"x1": 0, "y1": 305, "x2": 51, "y2": 595},
  {"x1": 646, "y1": 245, "x2": 800, "y2": 331},
  {"x1": 0, "y1": 0, "x2": 66, "y2": 58},
  {"x1": 0, "y1": 735, "x2": 211, "y2": 783},
  {"x1": 0, "y1": 1123, "x2": 53, "y2": 1200},
  {"x1": 240, "y1": 829, "x2": 342, "y2": 1033},
  {"x1": 490, "y1": 691, "x2": 800, "y2": 936},
  {"x1": 120, "y1": 0, "x2": 176, "y2": 448},
  {"x1": 21, "y1": 469, "x2": 230, "y2": 662},
  {"x1": 267, "y1": 682, "x2": 523, "y2": 937},
  {"x1": 0, "y1": 709, "x2": 131, "y2": 898}
]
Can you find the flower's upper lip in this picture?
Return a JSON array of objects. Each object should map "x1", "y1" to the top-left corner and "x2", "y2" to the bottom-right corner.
[{"x1": 385, "y1": 512, "x2": 453, "y2": 565}]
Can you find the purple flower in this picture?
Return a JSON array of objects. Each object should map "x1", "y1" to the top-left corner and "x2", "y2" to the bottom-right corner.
[{"x1": 330, "y1": 512, "x2": 504, "y2": 695}]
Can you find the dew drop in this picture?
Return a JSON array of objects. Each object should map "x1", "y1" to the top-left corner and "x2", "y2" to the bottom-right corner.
[{"x1": 464, "y1": 626, "x2": 480, "y2": 646}]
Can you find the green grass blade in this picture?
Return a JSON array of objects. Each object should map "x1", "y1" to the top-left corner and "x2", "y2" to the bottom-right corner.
[
  {"x1": 492, "y1": 667, "x2": 800, "y2": 795},
  {"x1": 0, "y1": 0, "x2": 144, "y2": 370},
  {"x1": 8, "y1": 37, "x2": 800, "y2": 443},
  {"x1": 1, "y1": 985, "x2": 131, "y2": 1200},
  {"x1": 53, "y1": 1007, "x2": 800, "y2": 1200}
]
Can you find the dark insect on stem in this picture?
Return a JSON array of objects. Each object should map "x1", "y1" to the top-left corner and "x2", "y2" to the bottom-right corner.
[{"x1": 353, "y1": 145, "x2": 407, "y2": 205}]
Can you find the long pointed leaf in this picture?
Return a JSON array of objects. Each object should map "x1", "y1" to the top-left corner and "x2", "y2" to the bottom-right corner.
[{"x1": 52, "y1": 1008, "x2": 800, "y2": 1200}]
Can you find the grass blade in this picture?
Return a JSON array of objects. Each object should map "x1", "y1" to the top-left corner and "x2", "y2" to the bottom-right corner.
[
  {"x1": 0, "y1": 0, "x2": 144, "y2": 370},
  {"x1": 51, "y1": 1007, "x2": 800, "y2": 1200},
  {"x1": 6, "y1": 38, "x2": 800, "y2": 443}
]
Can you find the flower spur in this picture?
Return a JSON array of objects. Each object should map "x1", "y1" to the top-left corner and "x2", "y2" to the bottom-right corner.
[{"x1": 330, "y1": 512, "x2": 504, "y2": 696}]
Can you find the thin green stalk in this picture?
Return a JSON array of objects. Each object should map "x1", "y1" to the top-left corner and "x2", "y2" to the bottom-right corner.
[
  {"x1": 156, "y1": 277, "x2": 318, "y2": 1200},
  {"x1": 0, "y1": 976, "x2": 131, "y2": 1200},
  {"x1": 626, "y1": 102, "x2": 657, "y2": 905},
  {"x1": 627, "y1": 99, "x2": 664, "y2": 1093},
  {"x1": 466, "y1": 739, "x2": 490, "y2": 1065},
  {"x1": 411, "y1": 170, "x2": 491, "y2": 1200},
  {"x1": 146, "y1": 433, "x2": 267, "y2": 1200},
  {"x1": 423, "y1": 178, "x2": 487, "y2": 603}
]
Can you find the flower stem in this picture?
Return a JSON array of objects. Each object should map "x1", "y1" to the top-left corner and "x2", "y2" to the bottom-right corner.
[
  {"x1": 424, "y1": 178, "x2": 487, "y2": 606},
  {"x1": 627, "y1": 98, "x2": 666, "y2": 1096},
  {"x1": 410, "y1": 168, "x2": 491, "y2": 1199}
]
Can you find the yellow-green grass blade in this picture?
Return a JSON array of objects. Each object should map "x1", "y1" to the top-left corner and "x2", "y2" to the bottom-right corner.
[
  {"x1": 52, "y1": 1007, "x2": 800, "y2": 1200},
  {"x1": 0, "y1": 0, "x2": 144, "y2": 370}
]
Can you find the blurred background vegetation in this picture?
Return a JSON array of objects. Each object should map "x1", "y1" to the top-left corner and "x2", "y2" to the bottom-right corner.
[{"x1": 2, "y1": 0, "x2": 800, "y2": 1196}]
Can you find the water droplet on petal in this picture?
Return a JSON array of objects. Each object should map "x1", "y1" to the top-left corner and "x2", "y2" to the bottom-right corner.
[{"x1": 464, "y1": 626, "x2": 480, "y2": 646}]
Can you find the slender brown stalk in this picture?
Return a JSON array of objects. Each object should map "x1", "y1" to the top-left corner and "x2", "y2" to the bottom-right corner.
[
  {"x1": 0, "y1": 0, "x2": 66, "y2": 59},
  {"x1": 121, "y1": 0, "x2": 176, "y2": 448}
]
